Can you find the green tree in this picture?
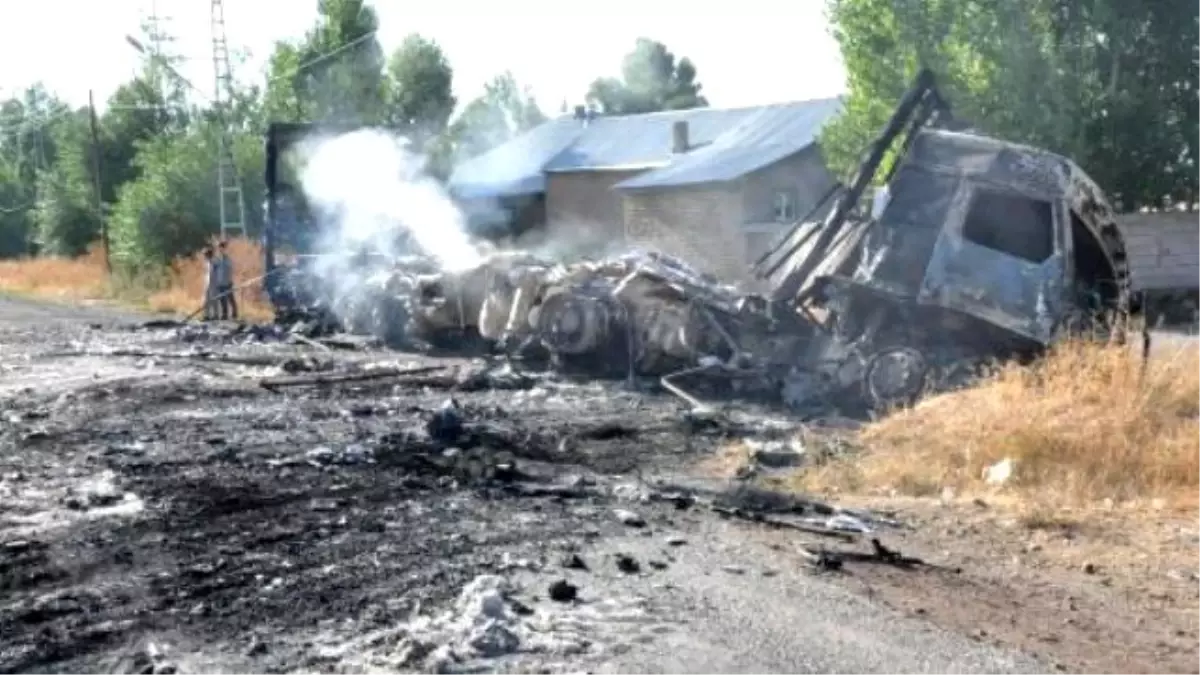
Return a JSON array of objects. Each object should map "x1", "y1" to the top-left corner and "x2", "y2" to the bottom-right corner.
[
  {"x1": 0, "y1": 87, "x2": 106, "y2": 259},
  {"x1": 263, "y1": 41, "x2": 308, "y2": 123},
  {"x1": 32, "y1": 109, "x2": 103, "y2": 257},
  {"x1": 447, "y1": 72, "x2": 546, "y2": 161},
  {"x1": 822, "y1": 0, "x2": 1198, "y2": 209},
  {"x1": 382, "y1": 34, "x2": 456, "y2": 147},
  {"x1": 99, "y1": 75, "x2": 190, "y2": 204},
  {"x1": 0, "y1": 163, "x2": 35, "y2": 256},
  {"x1": 0, "y1": 85, "x2": 75, "y2": 256},
  {"x1": 0, "y1": 85, "x2": 71, "y2": 190},
  {"x1": 108, "y1": 121, "x2": 264, "y2": 268},
  {"x1": 586, "y1": 38, "x2": 708, "y2": 114},
  {"x1": 0, "y1": 87, "x2": 65, "y2": 257},
  {"x1": 261, "y1": 0, "x2": 386, "y2": 125},
  {"x1": 294, "y1": 0, "x2": 387, "y2": 123}
]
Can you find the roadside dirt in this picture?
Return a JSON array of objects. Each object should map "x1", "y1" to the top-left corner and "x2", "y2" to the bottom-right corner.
[
  {"x1": 771, "y1": 495, "x2": 1200, "y2": 674},
  {"x1": 700, "y1": 415, "x2": 1200, "y2": 675}
]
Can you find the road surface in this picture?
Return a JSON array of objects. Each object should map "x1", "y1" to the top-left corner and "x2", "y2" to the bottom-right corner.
[{"x1": 0, "y1": 295, "x2": 1064, "y2": 673}]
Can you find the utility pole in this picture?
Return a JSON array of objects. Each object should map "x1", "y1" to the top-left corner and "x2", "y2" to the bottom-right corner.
[{"x1": 87, "y1": 90, "x2": 111, "y2": 274}]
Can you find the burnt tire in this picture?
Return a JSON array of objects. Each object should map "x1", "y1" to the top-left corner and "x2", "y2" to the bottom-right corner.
[{"x1": 861, "y1": 345, "x2": 930, "y2": 412}]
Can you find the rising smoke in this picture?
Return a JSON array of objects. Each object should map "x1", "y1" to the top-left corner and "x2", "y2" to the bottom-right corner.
[
  {"x1": 291, "y1": 129, "x2": 489, "y2": 325},
  {"x1": 298, "y1": 129, "x2": 485, "y2": 272}
]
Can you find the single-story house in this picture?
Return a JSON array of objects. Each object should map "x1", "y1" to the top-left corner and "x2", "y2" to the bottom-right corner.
[{"x1": 448, "y1": 98, "x2": 844, "y2": 282}]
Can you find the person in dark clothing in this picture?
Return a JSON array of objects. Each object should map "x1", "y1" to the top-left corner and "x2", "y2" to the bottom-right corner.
[
  {"x1": 202, "y1": 247, "x2": 217, "y2": 321},
  {"x1": 214, "y1": 241, "x2": 238, "y2": 320}
]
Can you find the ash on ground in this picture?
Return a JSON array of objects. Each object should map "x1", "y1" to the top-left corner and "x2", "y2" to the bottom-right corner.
[{"x1": 0, "y1": 316, "x2": 794, "y2": 674}]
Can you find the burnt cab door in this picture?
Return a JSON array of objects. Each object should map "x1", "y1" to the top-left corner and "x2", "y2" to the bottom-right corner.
[{"x1": 917, "y1": 180, "x2": 1068, "y2": 344}]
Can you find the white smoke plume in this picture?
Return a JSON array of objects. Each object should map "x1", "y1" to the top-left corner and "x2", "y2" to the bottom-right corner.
[
  {"x1": 297, "y1": 129, "x2": 485, "y2": 272},
  {"x1": 285, "y1": 128, "x2": 496, "y2": 332}
]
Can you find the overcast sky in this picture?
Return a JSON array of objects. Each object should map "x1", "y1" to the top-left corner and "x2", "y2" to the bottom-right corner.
[{"x1": 0, "y1": 0, "x2": 847, "y2": 114}]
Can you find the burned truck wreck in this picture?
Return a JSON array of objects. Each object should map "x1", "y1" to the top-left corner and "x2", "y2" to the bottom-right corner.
[
  {"x1": 753, "y1": 68, "x2": 1132, "y2": 409},
  {"x1": 261, "y1": 69, "x2": 1131, "y2": 413}
]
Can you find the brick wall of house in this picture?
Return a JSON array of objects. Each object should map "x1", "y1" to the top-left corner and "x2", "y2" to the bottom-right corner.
[
  {"x1": 545, "y1": 169, "x2": 645, "y2": 255},
  {"x1": 620, "y1": 146, "x2": 839, "y2": 284},
  {"x1": 623, "y1": 184, "x2": 747, "y2": 281},
  {"x1": 740, "y1": 145, "x2": 839, "y2": 225}
]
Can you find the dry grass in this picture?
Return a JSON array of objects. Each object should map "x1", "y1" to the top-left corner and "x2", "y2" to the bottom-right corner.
[
  {"x1": 145, "y1": 238, "x2": 272, "y2": 321},
  {"x1": 696, "y1": 442, "x2": 755, "y2": 478},
  {"x1": 797, "y1": 339, "x2": 1200, "y2": 510},
  {"x1": 0, "y1": 244, "x2": 112, "y2": 301},
  {"x1": 0, "y1": 238, "x2": 272, "y2": 321}
]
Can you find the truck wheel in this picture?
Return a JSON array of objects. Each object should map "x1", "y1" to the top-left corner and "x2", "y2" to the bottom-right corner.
[{"x1": 862, "y1": 345, "x2": 929, "y2": 412}]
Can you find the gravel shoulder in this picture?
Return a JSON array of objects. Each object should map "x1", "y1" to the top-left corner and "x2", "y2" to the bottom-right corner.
[
  {"x1": 0, "y1": 298, "x2": 1084, "y2": 673},
  {"x1": 790, "y1": 496, "x2": 1200, "y2": 674}
]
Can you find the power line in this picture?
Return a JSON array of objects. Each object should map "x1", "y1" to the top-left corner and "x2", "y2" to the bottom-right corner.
[{"x1": 284, "y1": 30, "x2": 379, "y2": 84}]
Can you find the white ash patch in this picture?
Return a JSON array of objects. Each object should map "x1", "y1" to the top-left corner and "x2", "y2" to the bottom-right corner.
[
  {"x1": 1, "y1": 470, "x2": 144, "y2": 541},
  {"x1": 318, "y1": 574, "x2": 658, "y2": 674}
]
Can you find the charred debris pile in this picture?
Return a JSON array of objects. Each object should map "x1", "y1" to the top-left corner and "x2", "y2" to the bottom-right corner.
[{"x1": 259, "y1": 69, "x2": 1134, "y2": 417}]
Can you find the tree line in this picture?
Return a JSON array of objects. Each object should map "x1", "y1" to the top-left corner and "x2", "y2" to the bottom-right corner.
[
  {"x1": 0, "y1": 0, "x2": 1193, "y2": 273},
  {"x1": 0, "y1": 0, "x2": 708, "y2": 270},
  {"x1": 821, "y1": 0, "x2": 1197, "y2": 211}
]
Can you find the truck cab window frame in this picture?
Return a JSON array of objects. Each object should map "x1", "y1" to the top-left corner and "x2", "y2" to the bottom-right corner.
[{"x1": 960, "y1": 187, "x2": 1056, "y2": 264}]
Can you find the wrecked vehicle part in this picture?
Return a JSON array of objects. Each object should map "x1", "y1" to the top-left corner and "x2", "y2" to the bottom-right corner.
[
  {"x1": 751, "y1": 68, "x2": 1132, "y2": 412},
  {"x1": 403, "y1": 251, "x2": 554, "y2": 352},
  {"x1": 861, "y1": 346, "x2": 929, "y2": 410},
  {"x1": 536, "y1": 286, "x2": 618, "y2": 356},
  {"x1": 262, "y1": 75, "x2": 1130, "y2": 417}
]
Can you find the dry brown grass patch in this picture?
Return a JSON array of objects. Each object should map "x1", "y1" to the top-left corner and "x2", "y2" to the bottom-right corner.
[
  {"x1": 145, "y1": 238, "x2": 272, "y2": 321},
  {"x1": 0, "y1": 244, "x2": 112, "y2": 301},
  {"x1": 697, "y1": 441, "x2": 755, "y2": 479},
  {"x1": 797, "y1": 339, "x2": 1200, "y2": 509},
  {"x1": 0, "y1": 238, "x2": 272, "y2": 321}
]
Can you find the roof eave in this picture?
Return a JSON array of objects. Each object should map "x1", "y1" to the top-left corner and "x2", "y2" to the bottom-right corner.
[
  {"x1": 614, "y1": 138, "x2": 824, "y2": 191},
  {"x1": 544, "y1": 161, "x2": 669, "y2": 174},
  {"x1": 449, "y1": 183, "x2": 546, "y2": 201},
  {"x1": 614, "y1": 175, "x2": 736, "y2": 192}
]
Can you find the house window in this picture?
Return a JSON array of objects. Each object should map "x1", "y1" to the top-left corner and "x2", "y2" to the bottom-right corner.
[
  {"x1": 773, "y1": 190, "x2": 797, "y2": 222},
  {"x1": 962, "y1": 189, "x2": 1055, "y2": 263}
]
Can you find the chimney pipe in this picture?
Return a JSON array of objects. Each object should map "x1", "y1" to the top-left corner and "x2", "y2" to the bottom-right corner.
[{"x1": 671, "y1": 120, "x2": 689, "y2": 154}]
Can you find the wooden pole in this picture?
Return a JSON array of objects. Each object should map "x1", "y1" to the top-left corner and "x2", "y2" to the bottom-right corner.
[{"x1": 87, "y1": 89, "x2": 110, "y2": 274}]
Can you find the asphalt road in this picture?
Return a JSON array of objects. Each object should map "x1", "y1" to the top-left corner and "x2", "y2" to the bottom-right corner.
[{"x1": 0, "y1": 295, "x2": 1055, "y2": 674}]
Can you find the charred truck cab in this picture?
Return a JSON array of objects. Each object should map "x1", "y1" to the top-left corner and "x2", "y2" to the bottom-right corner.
[{"x1": 756, "y1": 69, "x2": 1131, "y2": 409}]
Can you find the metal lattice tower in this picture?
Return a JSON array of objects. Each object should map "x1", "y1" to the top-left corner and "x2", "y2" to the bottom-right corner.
[
  {"x1": 143, "y1": 0, "x2": 176, "y2": 103},
  {"x1": 210, "y1": 0, "x2": 246, "y2": 239}
]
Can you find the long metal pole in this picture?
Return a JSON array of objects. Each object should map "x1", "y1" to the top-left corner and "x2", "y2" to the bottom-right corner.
[{"x1": 87, "y1": 90, "x2": 111, "y2": 274}]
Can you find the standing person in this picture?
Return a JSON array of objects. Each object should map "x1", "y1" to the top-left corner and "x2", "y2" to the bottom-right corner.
[
  {"x1": 215, "y1": 241, "x2": 238, "y2": 320},
  {"x1": 202, "y1": 247, "x2": 217, "y2": 321}
]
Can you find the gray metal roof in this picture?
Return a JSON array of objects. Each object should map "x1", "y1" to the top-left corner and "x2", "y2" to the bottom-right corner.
[
  {"x1": 615, "y1": 98, "x2": 843, "y2": 190},
  {"x1": 447, "y1": 97, "x2": 843, "y2": 199},
  {"x1": 448, "y1": 117, "x2": 585, "y2": 199}
]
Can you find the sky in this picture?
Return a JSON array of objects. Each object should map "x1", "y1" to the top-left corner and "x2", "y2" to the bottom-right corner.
[{"x1": 0, "y1": 0, "x2": 847, "y2": 116}]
